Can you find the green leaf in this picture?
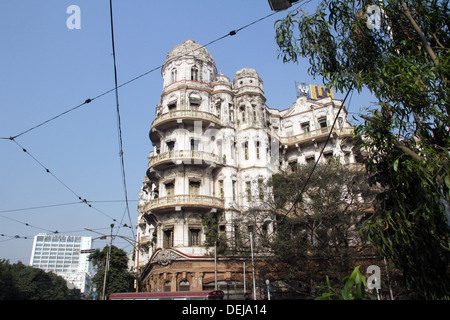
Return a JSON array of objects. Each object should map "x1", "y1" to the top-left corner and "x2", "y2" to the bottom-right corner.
[{"x1": 393, "y1": 158, "x2": 399, "y2": 172}]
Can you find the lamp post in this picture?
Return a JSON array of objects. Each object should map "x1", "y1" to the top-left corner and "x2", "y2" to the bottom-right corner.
[{"x1": 249, "y1": 231, "x2": 256, "y2": 300}]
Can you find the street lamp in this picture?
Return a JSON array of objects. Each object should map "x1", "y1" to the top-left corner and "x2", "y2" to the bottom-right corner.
[{"x1": 267, "y1": 0, "x2": 299, "y2": 11}]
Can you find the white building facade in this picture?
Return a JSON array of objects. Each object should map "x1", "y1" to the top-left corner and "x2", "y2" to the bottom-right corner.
[
  {"x1": 29, "y1": 233, "x2": 93, "y2": 294},
  {"x1": 134, "y1": 40, "x2": 360, "y2": 295}
]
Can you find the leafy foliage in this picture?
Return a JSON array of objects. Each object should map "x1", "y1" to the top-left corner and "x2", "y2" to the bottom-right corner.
[
  {"x1": 89, "y1": 245, "x2": 135, "y2": 298},
  {"x1": 263, "y1": 163, "x2": 376, "y2": 296},
  {"x1": 275, "y1": 0, "x2": 449, "y2": 299},
  {"x1": 0, "y1": 259, "x2": 82, "y2": 300},
  {"x1": 316, "y1": 266, "x2": 371, "y2": 300},
  {"x1": 202, "y1": 213, "x2": 228, "y2": 255}
]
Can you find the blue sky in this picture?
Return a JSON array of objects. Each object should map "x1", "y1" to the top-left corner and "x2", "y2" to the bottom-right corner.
[{"x1": 0, "y1": 0, "x2": 376, "y2": 263}]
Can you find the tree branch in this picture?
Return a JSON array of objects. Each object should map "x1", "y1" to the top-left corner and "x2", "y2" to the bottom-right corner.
[
  {"x1": 401, "y1": 2, "x2": 439, "y2": 66},
  {"x1": 360, "y1": 114, "x2": 422, "y2": 161}
]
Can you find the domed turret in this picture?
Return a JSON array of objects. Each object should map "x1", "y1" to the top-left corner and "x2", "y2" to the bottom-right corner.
[
  {"x1": 161, "y1": 39, "x2": 217, "y2": 89},
  {"x1": 164, "y1": 39, "x2": 215, "y2": 66},
  {"x1": 232, "y1": 67, "x2": 264, "y2": 93}
]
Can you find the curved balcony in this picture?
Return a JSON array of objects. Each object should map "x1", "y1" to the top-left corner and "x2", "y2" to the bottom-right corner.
[
  {"x1": 277, "y1": 126, "x2": 355, "y2": 146},
  {"x1": 150, "y1": 110, "x2": 221, "y2": 142},
  {"x1": 142, "y1": 195, "x2": 224, "y2": 213},
  {"x1": 148, "y1": 150, "x2": 225, "y2": 169}
]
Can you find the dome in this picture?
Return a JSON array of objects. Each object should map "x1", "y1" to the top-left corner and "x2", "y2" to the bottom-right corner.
[
  {"x1": 234, "y1": 67, "x2": 261, "y2": 80},
  {"x1": 232, "y1": 67, "x2": 263, "y2": 91},
  {"x1": 213, "y1": 73, "x2": 231, "y2": 85},
  {"x1": 164, "y1": 39, "x2": 215, "y2": 66}
]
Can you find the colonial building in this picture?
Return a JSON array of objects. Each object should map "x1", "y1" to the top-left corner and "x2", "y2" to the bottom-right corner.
[{"x1": 133, "y1": 39, "x2": 359, "y2": 297}]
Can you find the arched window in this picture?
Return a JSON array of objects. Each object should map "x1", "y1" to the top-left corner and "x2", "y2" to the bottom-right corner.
[
  {"x1": 170, "y1": 68, "x2": 177, "y2": 83},
  {"x1": 179, "y1": 280, "x2": 190, "y2": 291},
  {"x1": 191, "y1": 66, "x2": 198, "y2": 81},
  {"x1": 164, "y1": 281, "x2": 171, "y2": 292}
]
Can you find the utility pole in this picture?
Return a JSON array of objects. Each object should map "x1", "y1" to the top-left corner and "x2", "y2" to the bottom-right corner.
[
  {"x1": 214, "y1": 242, "x2": 218, "y2": 290},
  {"x1": 250, "y1": 232, "x2": 256, "y2": 300},
  {"x1": 101, "y1": 223, "x2": 114, "y2": 300},
  {"x1": 136, "y1": 234, "x2": 140, "y2": 292}
]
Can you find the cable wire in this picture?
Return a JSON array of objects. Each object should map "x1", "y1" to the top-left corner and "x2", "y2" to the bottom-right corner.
[
  {"x1": 10, "y1": 139, "x2": 118, "y2": 222},
  {"x1": 1, "y1": 2, "x2": 313, "y2": 244},
  {"x1": 283, "y1": 84, "x2": 355, "y2": 219},
  {"x1": 0, "y1": 5, "x2": 291, "y2": 141},
  {"x1": 108, "y1": 0, "x2": 134, "y2": 239}
]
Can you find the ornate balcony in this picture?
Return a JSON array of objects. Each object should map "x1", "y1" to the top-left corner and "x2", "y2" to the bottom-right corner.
[
  {"x1": 150, "y1": 110, "x2": 221, "y2": 142},
  {"x1": 275, "y1": 126, "x2": 355, "y2": 146},
  {"x1": 142, "y1": 195, "x2": 224, "y2": 213},
  {"x1": 148, "y1": 150, "x2": 225, "y2": 169}
]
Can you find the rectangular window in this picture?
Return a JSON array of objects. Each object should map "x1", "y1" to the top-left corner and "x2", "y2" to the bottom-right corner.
[
  {"x1": 189, "y1": 229, "x2": 200, "y2": 246},
  {"x1": 190, "y1": 138, "x2": 199, "y2": 151},
  {"x1": 232, "y1": 181, "x2": 237, "y2": 201},
  {"x1": 189, "y1": 181, "x2": 200, "y2": 196},
  {"x1": 166, "y1": 140, "x2": 175, "y2": 151},
  {"x1": 318, "y1": 116, "x2": 327, "y2": 128},
  {"x1": 306, "y1": 156, "x2": 315, "y2": 164},
  {"x1": 219, "y1": 225, "x2": 226, "y2": 239},
  {"x1": 216, "y1": 103, "x2": 221, "y2": 118},
  {"x1": 244, "y1": 142, "x2": 248, "y2": 160},
  {"x1": 219, "y1": 181, "x2": 224, "y2": 199},
  {"x1": 258, "y1": 179, "x2": 264, "y2": 200},
  {"x1": 163, "y1": 229, "x2": 174, "y2": 248},
  {"x1": 165, "y1": 183, "x2": 174, "y2": 197},
  {"x1": 256, "y1": 141, "x2": 260, "y2": 159},
  {"x1": 301, "y1": 122, "x2": 310, "y2": 133},
  {"x1": 246, "y1": 181, "x2": 251, "y2": 202},
  {"x1": 240, "y1": 106, "x2": 246, "y2": 122}
]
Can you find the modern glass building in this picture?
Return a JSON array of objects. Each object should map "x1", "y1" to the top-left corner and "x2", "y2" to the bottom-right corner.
[{"x1": 29, "y1": 233, "x2": 93, "y2": 294}]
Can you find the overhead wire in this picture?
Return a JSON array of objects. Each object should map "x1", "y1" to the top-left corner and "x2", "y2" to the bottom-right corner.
[
  {"x1": 282, "y1": 84, "x2": 355, "y2": 220},
  {"x1": 0, "y1": 199, "x2": 138, "y2": 214},
  {"x1": 108, "y1": 0, "x2": 134, "y2": 239},
  {"x1": 9, "y1": 139, "x2": 119, "y2": 223},
  {"x1": 1, "y1": 2, "x2": 310, "y2": 245},
  {"x1": 0, "y1": 4, "x2": 292, "y2": 141},
  {"x1": 0, "y1": 202, "x2": 83, "y2": 214},
  {"x1": 0, "y1": 213, "x2": 60, "y2": 234}
]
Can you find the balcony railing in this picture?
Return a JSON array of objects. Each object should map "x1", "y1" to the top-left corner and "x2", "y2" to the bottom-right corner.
[
  {"x1": 148, "y1": 150, "x2": 224, "y2": 168},
  {"x1": 143, "y1": 195, "x2": 224, "y2": 212},
  {"x1": 273, "y1": 126, "x2": 355, "y2": 146},
  {"x1": 151, "y1": 110, "x2": 221, "y2": 128}
]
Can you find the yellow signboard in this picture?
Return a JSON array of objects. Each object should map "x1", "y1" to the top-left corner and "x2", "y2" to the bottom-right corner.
[{"x1": 310, "y1": 84, "x2": 334, "y2": 100}]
